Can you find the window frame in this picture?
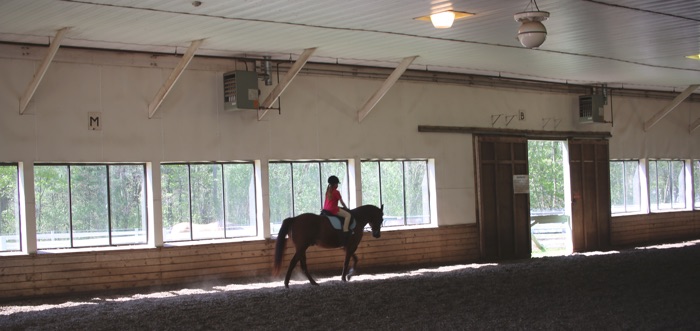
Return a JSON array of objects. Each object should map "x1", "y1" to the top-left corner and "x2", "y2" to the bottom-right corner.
[
  {"x1": 268, "y1": 160, "x2": 349, "y2": 236},
  {"x1": 647, "y1": 159, "x2": 687, "y2": 212},
  {"x1": 34, "y1": 163, "x2": 148, "y2": 249},
  {"x1": 360, "y1": 159, "x2": 433, "y2": 228},
  {"x1": 609, "y1": 159, "x2": 642, "y2": 215},
  {"x1": 160, "y1": 161, "x2": 258, "y2": 243},
  {"x1": 0, "y1": 163, "x2": 21, "y2": 252}
]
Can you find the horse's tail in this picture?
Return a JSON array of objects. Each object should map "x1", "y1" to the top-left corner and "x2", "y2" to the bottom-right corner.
[{"x1": 273, "y1": 217, "x2": 293, "y2": 276}]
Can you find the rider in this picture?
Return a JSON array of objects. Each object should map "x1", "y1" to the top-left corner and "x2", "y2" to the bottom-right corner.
[{"x1": 323, "y1": 175, "x2": 352, "y2": 235}]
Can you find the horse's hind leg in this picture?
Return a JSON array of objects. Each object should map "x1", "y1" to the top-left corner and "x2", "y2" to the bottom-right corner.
[
  {"x1": 284, "y1": 253, "x2": 300, "y2": 288},
  {"x1": 299, "y1": 251, "x2": 318, "y2": 286}
]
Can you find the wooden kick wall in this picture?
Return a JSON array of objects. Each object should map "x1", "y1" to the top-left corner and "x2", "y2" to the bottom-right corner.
[
  {"x1": 0, "y1": 225, "x2": 478, "y2": 300},
  {"x1": 611, "y1": 211, "x2": 700, "y2": 247}
]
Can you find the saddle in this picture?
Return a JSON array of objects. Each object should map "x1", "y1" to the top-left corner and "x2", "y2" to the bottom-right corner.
[{"x1": 320, "y1": 209, "x2": 356, "y2": 232}]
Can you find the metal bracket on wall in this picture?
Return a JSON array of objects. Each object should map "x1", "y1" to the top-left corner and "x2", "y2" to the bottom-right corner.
[
  {"x1": 541, "y1": 117, "x2": 561, "y2": 130},
  {"x1": 491, "y1": 114, "x2": 515, "y2": 127}
]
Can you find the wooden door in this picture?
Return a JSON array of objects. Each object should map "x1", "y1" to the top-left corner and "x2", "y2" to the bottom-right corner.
[
  {"x1": 568, "y1": 139, "x2": 611, "y2": 251},
  {"x1": 476, "y1": 135, "x2": 531, "y2": 260}
]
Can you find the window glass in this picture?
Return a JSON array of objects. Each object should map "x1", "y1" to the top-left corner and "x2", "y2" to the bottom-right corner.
[
  {"x1": 162, "y1": 162, "x2": 256, "y2": 242},
  {"x1": 190, "y1": 164, "x2": 224, "y2": 240},
  {"x1": 293, "y1": 163, "x2": 321, "y2": 215},
  {"x1": 223, "y1": 163, "x2": 257, "y2": 237},
  {"x1": 35, "y1": 164, "x2": 146, "y2": 249},
  {"x1": 71, "y1": 166, "x2": 109, "y2": 247},
  {"x1": 649, "y1": 160, "x2": 685, "y2": 211},
  {"x1": 0, "y1": 164, "x2": 20, "y2": 252},
  {"x1": 361, "y1": 160, "x2": 431, "y2": 227},
  {"x1": 35, "y1": 166, "x2": 71, "y2": 249},
  {"x1": 694, "y1": 160, "x2": 700, "y2": 209},
  {"x1": 109, "y1": 165, "x2": 148, "y2": 245},
  {"x1": 161, "y1": 165, "x2": 191, "y2": 240},
  {"x1": 269, "y1": 161, "x2": 348, "y2": 235},
  {"x1": 361, "y1": 162, "x2": 380, "y2": 206},
  {"x1": 404, "y1": 161, "x2": 430, "y2": 225},
  {"x1": 380, "y1": 162, "x2": 405, "y2": 226},
  {"x1": 269, "y1": 163, "x2": 292, "y2": 236},
  {"x1": 610, "y1": 160, "x2": 641, "y2": 214}
]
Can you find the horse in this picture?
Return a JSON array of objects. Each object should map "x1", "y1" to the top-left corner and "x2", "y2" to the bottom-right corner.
[{"x1": 273, "y1": 204, "x2": 384, "y2": 288}]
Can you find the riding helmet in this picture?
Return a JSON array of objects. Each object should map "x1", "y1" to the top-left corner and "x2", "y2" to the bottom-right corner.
[{"x1": 328, "y1": 175, "x2": 340, "y2": 185}]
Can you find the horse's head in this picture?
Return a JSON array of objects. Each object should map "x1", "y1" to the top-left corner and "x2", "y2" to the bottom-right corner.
[{"x1": 368, "y1": 204, "x2": 384, "y2": 238}]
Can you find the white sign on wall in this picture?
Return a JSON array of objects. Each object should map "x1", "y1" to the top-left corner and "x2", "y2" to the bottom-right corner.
[
  {"x1": 88, "y1": 112, "x2": 101, "y2": 131},
  {"x1": 513, "y1": 174, "x2": 529, "y2": 194}
]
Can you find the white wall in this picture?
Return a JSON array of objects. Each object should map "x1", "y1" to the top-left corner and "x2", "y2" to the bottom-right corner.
[
  {"x1": 607, "y1": 95, "x2": 700, "y2": 159},
  {"x1": 1, "y1": 45, "x2": 698, "y2": 229}
]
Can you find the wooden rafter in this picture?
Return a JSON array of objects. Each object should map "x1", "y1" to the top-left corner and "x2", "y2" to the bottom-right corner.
[
  {"x1": 258, "y1": 47, "x2": 317, "y2": 120},
  {"x1": 148, "y1": 39, "x2": 204, "y2": 119},
  {"x1": 19, "y1": 28, "x2": 69, "y2": 114},
  {"x1": 643, "y1": 84, "x2": 699, "y2": 131},
  {"x1": 357, "y1": 56, "x2": 417, "y2": 122}
]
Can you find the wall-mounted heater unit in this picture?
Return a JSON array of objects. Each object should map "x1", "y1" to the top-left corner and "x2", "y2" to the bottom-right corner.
[
  {"x1": 578, "y1": 94, "x2": 605, "y2": 123},
  {"x1": 224, "y1": 71, "x2": 259, "y2": 111}
]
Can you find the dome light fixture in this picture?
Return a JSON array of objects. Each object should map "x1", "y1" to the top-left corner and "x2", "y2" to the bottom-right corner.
[
  {"x1": 414, "y1": 11, "x2": 475, "y2": 29},
  {"x1": 430, "y1": 11, "x2": 456, "y2": 28},
  {"x1": 514, "y1": 0, "x2": 550, "y2": 48}
]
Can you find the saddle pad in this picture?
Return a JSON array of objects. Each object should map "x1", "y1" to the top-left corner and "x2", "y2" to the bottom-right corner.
[{"x1": 325, "y1": 215, "x2": 356, "y2": 231}]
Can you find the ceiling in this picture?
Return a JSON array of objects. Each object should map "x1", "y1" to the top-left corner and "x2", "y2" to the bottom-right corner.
[{"x1": 1, "y1": 0, "x2": 700, "y2": 92}]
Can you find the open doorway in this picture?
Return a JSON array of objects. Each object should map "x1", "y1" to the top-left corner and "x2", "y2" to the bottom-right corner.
[{"x1": 528, "y1": 140, "x2": 573, "y2": 257}]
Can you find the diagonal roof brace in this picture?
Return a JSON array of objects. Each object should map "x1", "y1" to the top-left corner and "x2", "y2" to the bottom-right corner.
[
  {"x1": 689, "y1": 116, "x2": 700, "y2": 133},
  {"x1": 357, "y1": 56, "x2": 418, "y2": 122},
  {"x1": 148, "y1": 39, "x2": 204, "y2": 119},
  {"x1": 19, "y1": 27, "x2": 70, "y2": 114},
  {"x1": 258, "y1": 47, "x2": 317, "y2": 120},
  {"x1": 643, "y1": 84, "x2": 699, "y2": 131}
]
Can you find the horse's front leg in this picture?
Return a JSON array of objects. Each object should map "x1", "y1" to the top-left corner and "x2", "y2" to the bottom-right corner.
[
  {"x1": 341, "y1": 249, "x2": 357, "y2": 282},
  {"x1": 346, "y1": 254, "x2": 359, "y2": 280},
  {"x1": 299, "y1": 251, "x2": 318, "y2": 286}
]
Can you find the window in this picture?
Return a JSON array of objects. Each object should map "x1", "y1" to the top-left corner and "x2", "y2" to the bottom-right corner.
[
  {"x1": 694, "y1": 160, "x2": 700, "y2": 209},
  {"x1": 161, "y1": 162, "x2": 256, "y2": 242},
  {"x1": 361, "y1": 160, "x2": 430, "y2": 227},
  {"x1": 268, "y1": 161, "x2": 348, "y2": 235},
  {"x1": 609, "y1": 160, "x2": 641, "y2": 214},
  {"x1": 648, "y1": 159, "x2": 685, "y2": 211},
  {"x1": 0, "y1": 164, "x2": 20, "y2": 252},
  {"x1": 34, "y1": 164, "x2": 147, "y2": 249}
]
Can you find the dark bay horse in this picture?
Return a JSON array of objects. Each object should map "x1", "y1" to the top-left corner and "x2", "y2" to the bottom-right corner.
[{"x1": 273, "y1": 204, "x2": 384, "y2": 287}]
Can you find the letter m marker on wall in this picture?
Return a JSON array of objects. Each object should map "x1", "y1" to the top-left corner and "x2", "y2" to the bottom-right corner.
[{"x1": 89, "y1": 112, "x2": 102, "y2": 130}]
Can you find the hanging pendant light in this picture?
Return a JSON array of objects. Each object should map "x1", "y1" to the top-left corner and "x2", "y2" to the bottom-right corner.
[{"x1": 514, "y1": 0, "x2": 550, "y2": 48}]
